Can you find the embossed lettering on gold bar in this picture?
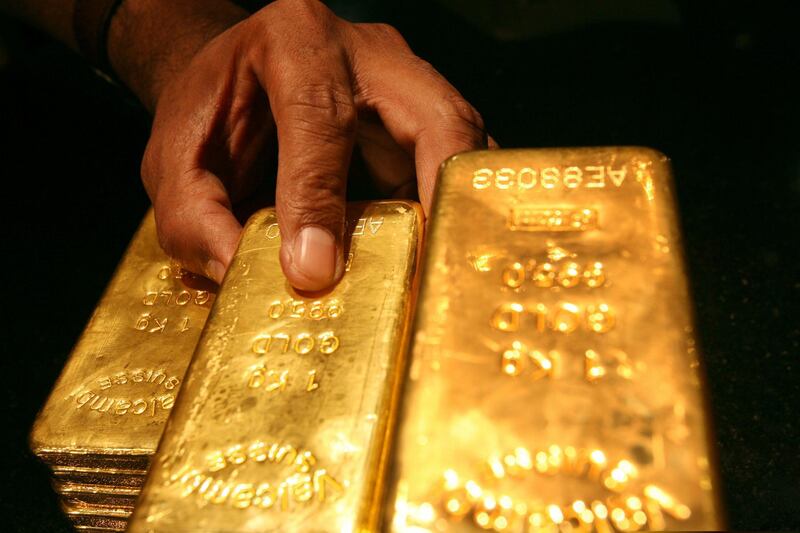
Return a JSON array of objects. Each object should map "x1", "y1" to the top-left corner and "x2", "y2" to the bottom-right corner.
[
  {"x1": 508, "y1": 206, "x2": 598, "y2": 232},
  {"x1": 29, "y1": 211, "x2": 215, "y2": 470},
  {"x1": 128, "y1": 202, "x2": 422, "y2": 532},
  {"x1": 389, "y1": 148, "x2": 722, "y2": 532}
]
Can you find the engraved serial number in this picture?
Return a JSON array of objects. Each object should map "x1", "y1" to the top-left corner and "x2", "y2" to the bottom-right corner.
[
  {"x1": 472, "y1": 165, "x2": 627, "y2": 191},
  {"x1": 265, "y1": 216, "x2": 384, "y2": 240},
  {"x1": 143, "y1": 289, "x2": 210, "y2": 306},
  {"x1": 251, "y1": 332, "x2": 340, "y2": 355},
  {"x1": 490, "y1": 302, "x2": 616, "y2": 334},
  {"x1": 267, "y1": 298, "x2": 342, "y2": 320}
]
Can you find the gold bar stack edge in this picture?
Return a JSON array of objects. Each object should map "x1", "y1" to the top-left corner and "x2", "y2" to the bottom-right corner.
[
  {"x1": 30, "y1": 211, "x2": 215, "y2": 531},
  {"x1": 388, "y1": 147, "x2": 723, "y2": 531},
  {"x1": 128, "y1": 201, "x2": 422, "y2": 531}
]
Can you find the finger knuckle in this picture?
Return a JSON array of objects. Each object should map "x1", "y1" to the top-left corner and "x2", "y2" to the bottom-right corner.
[
  {"x1": 140, "y1": 146, "x2": 156, "y2": 183},
  {"x1": 154, "y1": 208, "x2": 184, "y2": 259},
  {"x1": 367, "y1": 22, "x2": 407, "y2": 46},
  {"x1": 404, "y1": 56, "x2": 439, "y2": 77},
  {"x1": 140, "y1": 142, "x2": 167, "y2": 199},
  {"x1": 272, "y1": 0, "x2": 332, "y2": 25},
  {"x1": 287, "y1": 82, "x2": 357, "y2": 139},
  {"x1": 436, "y1": 94, "x2": 485, "y2": 134},
  {"x1": 282, "y1": 177, "x2": 345, "y2": 228}
]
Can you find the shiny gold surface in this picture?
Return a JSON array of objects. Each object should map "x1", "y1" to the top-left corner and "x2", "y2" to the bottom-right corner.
[
  {"x1": 61, "y1": 499, "x2": 129, "y2": 531},
  {"x1": 388, "y1": 148, "x2": 721, "y2": 531},
  {"x1": 60, "y1": 493, "x2": 136, "y2": 512},
  {"x1": 61, "y1": 500, "x2": 132, "y2": 518},
  {"x1": 73, "y1": 527, "x2": 126, "y2": 533},
  {"x1": 52, "y1": 466, "x2": 146, "y2": 488},
  {"x1": 30, "y1": 211, "x2": 214, "y2": 468},
  {"x1": 56, "y1": 480, "x2": 139, "y2": 510},
  {"x1": 129, "y1": 201, "x2": 422, "y2": 532}
]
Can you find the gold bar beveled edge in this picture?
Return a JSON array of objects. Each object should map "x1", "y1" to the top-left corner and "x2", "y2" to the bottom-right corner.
[
  {"x1": 35, "y1": 450, "x2": 151, "y2": 471},
  {"x1": 654, "y1": 151, "x2": 727, "y2": 529},
  {"x1": 73, "y1": 525, "x2": 126, "y2": 533},
  {"x1": 34, "y1": 447, "x2": 154, "y2": 457},
  {"x1": 54, "y1": 480, "x2": 141, "y2": 497},
  {"x1": 66, "y1": 515, "x2": 129, "y2": 532},
  {"x1": 60, "y1": 495, "x2": 137, "y2": 512},
  {"x1": 358, "y1": 201, "x2": 425, "y2": 532},
  {"x1": 51, "y1": 465, "x2": 147, "y2": 487},
  {"x1": 51, "y1": 465, "x2": 147, "y2": 476},
  {"x1": 60, "y1": 499, "x2": 133, "y2": 518}
]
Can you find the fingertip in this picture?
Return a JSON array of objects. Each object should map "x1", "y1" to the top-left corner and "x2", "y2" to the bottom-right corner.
[
  {"x1": 281, "y1": 225, "x2": 342, "y2": 291},
  {"x1": 154, "y1": 192, "x2": 242, "y2": 284},
  {"x1": 206, "y1": 259, "x2": 227, "y2": 284}
]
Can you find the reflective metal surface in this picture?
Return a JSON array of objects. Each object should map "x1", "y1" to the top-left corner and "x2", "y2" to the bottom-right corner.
[
  {"x1": 51, "y1": 466, "x2": 146, "y2": 488},
  {"x1": 388, "y1": 147, "x2": 722, "y2": 531},
  {"x1": 28, "y1": 211, "x2": 215, "y2": 531},
  {"x1": 55, "y1": 480, "x2": 139, "y2": 509},
  {"x1": 30, "y1": 211, "x2": 215, "y2": 467},
  {"x1": 61, "y1": 499, "x2": 130, "y2": 531},
  {"x1": 129, "y1": 201, "x2": 422, "y2": 532}
]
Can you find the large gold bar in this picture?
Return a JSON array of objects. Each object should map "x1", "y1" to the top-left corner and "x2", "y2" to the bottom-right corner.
[
  {"x1": 30, "y1": 211, "x2": 215, "y2": 470},
  {"x1": 388, "y1": 148, "x2": 722, "y2": 531},
  {"x1": 128, "y1": 201, "x2": 422, "y2": 532}
]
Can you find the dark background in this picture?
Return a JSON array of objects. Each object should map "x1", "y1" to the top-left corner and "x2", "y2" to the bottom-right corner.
[{"x1": 1, "y1": 0, "x2": 798, "y2": 530}]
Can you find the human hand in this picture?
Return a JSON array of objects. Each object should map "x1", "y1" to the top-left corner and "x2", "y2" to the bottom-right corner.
[{"x1": 133, "y1": 0, "x2": 489, "y2": 290}]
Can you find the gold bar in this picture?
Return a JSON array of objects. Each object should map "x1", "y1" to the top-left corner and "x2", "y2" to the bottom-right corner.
[
  {"x1": 60, "y1": 500, "x2": 129, "y2": 531},
  {"x1": 52, "y1": 466, "x2": 146, "y2": 488},
  {"x1": 388, "y1": 148, "x2": 723, "y2": 531},
  {"x1": 56, "y1": 481, "x2": 139, "y2": 509},
  {"x1": 128, "y1": 201, "x2": 422, "y2": 532},
  {"x1": 29, "y1": 211, "x2": 215, "y2": 469},
  {"x1": 60, "y1": 494, "x2": 136, "y2": 512}
]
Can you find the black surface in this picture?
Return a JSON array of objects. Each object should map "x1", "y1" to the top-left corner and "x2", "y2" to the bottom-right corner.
[{"x1": 1, "y1": 1, "x2": 798, "y2": 531}]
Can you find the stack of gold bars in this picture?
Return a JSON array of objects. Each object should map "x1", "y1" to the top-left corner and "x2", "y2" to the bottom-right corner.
[
  {"x1": 32, "y1": 148, "x2": 724, "y2": 532},
  {"x1": 29, "y1": 215, "x2": 215, "y2": 531}
]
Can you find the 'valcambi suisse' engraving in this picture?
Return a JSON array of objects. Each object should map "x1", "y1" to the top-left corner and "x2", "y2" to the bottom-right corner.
[
  {"x1": 128, "y1": 202, "x2": 422, "y2": 532},
  {"x1": 389, "y1": 148, "x2": 722, "y2": 532}
]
